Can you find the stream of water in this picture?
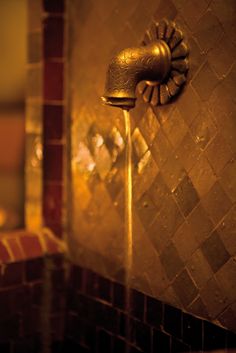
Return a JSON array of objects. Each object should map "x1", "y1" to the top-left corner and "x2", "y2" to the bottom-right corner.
[{"x1": 123, "y1": 109, "x2": 133, "y2": 321}]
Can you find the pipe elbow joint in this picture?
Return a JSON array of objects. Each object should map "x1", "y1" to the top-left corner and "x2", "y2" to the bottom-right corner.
[{"x1": 102, "y1": 40, "x2": 171, "y2": 109}]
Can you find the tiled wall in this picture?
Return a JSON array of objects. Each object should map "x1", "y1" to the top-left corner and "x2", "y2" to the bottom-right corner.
[
  {"x1": 68, "y1": 0, "x2": 236, "y2": 332},
  {"x1": 26, "y1": 0, "x2": 66, "y2": 236},
  {"x1": 0, "y1": 232, "x2": 66, "y2": 353},
  {"x1": 65, "y1": 264, "x2": 236, "y2": 353}
]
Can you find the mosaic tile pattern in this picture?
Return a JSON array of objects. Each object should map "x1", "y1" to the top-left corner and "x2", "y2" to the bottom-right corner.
[
  {"x1": 68, "y1": 0, "x2": 236, "y2": 331},
  {"x1": 65, "y1": 265, "x2": 236, "y2": 353},
  {"x1": 26, "y1": 0, "x2": 66, "y2": 236}
]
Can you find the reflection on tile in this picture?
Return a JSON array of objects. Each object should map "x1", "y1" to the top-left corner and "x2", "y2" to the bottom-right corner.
[
  {"x1": 138, "y1": 107, "x2": 160, "y2": 146},
  {"x1": 132, "y1": 128, "x2": 148, "y2": 160}
]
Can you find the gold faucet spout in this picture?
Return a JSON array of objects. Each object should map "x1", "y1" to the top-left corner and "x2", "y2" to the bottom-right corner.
[{"x1": 102, "y1": 40, "x2": 171, "y2": 109}]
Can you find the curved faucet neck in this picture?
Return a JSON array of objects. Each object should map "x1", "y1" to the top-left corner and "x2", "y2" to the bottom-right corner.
[{"x1": 102, "y1": 40, "x2": 171, "y2": 109}]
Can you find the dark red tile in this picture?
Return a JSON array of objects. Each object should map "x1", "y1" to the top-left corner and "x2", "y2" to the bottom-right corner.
[
  {"x1": 44, "y1": 233, "x2": 61, "y2": 253},
  {"x1": 45, "y1": 222, "x2": 62, "y2": 238},
  {"x1": 203, "y1": 321, "x2": 227, "y2": 351},
  {"x1": 7, "y1": 238, "x2": 24, "y2": 261},
  {"x1": 20, "y1": 235, "x2": 43, "y2": 258},
  {"x1": 146, "y1": 295, "x2": 163, "y2": 328},
  {"x1": 1, "y1": 262, "x2": 24, "y2": 287},
  {"x1": 43, "y1": 183, "x2": 62, "y2": 224},
  {"x1": 153, "y1": 329, "x2": 171, "y2": 353},
  {"x1": 43, "y1": 104, "x2": 63, "y2": 141},
  {"x1": 43, "y1": 144, "x2": 63, "y2": 181},
  {"x1": 97, "y1": 274, "x2": 111, "y2": 303},
  {"x1": 0, "y1": 289, "x2": 13, "y2": 319},
  {"x1": 130, "y1": 289, "x2": 145, "y2": 320},
  {"x1": 43, "y1": 17, "x2": 64, "y2": 58},
  {"x1": 112, "y1": 282, "x2": 126, "y2": 310},
  {"x1": 164, "y1": 304, "x2": 182, "y2": 338},
  {"x1": 25, "y1": 258, "x2": 44, "y2": 282},
  {"x1": 43, "y1": 0, "x2": 64, "y2": 13},
  {"x1": 0, "y1": 242, "x2": 11, "y2": 263},
  {"x1": 0, "y1": 315, "x2": 21, "y2": 340},
  {"x1": 182, "y1": 313, "x2": 203, "y2": 351},
  {"x1": 44, "y1": 62, "x2": 64, "y2": 101}
]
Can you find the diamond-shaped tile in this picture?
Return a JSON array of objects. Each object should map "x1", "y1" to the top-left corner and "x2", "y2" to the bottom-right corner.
[
  {"x1": 201, "y1": 231, "x2": 230, "y2": 273},
  {"x1": 175, "y1": 132, "x2": 201, "y2": 172},
  {"x1": 206, "y1": 133, "x2": 233, "y2": 175},
  {"x1": 173, "y1": 175, "x2": 200, "y2": 217},
  {"x1": 189, "y1": 107, "x2": 217, "y2": 150},
  {"x1": 172, "y1": 222, "x2": 198, "y2": 262},
  {"x1": 162, "y1": 108, "x2": 188, "y2": 148},
  {"x1": 207, "y1": 34, "x2": 236, "y2": 78},
  {"x1": 220, "y1": 159, "x2": 236, "y2": 203},
  {"x1": 180, "y1": 0, "x2": 208, "y2": 30},
  {"x1": 189, "y1": 155, "x2": 217, "y2": 197},
  {"x1": 160, "y1": 242, "x2": 184, "y2": 280},
  {"x1": 192, "y1": 61, "x2": 219, "y2": 101},
  {"x1": 162, "y1": 153, "x2": 186, "y2": 193},
  {"x1": 194, "y1": 10, "x2": 223, "y2": 53},
  {"x1": 151, "y1": 129, "x2": 172, "y2": 168},
  {"x1": 202, "y1": 181, "x2": 232, "y2": 225},
  {"x1": 172, "y1": 269, "x2": 198, "y2": 307},
  {"x1": 217, "y1": 204, "x2": 236, "y2": 256},
  {"x1": 187, "y1": 249, "x2": 213, "y2": 289}
]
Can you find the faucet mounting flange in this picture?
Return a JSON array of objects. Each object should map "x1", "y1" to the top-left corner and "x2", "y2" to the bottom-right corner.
[
  {"x1": 139, "y1": 19, "x2": 189, "y2": 106},
  {"x1": 102, "y1": 18, "x2": 189, "y2": 109}
]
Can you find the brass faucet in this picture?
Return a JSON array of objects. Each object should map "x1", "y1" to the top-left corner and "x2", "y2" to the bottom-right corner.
[{"x1": 102, "y1": 19, "x2": 189, "y2": 110}]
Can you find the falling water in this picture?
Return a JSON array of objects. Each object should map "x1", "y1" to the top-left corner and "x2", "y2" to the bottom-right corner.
[
  {"x1": 123, "y1": 109, "x2": 133, "y2": 321},
  {"x1": 123, "y1": 109, "x2": 132, "y2": 286}
]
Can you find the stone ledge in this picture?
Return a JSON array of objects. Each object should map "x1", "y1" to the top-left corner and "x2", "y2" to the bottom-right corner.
[{"x1": 0, "y1": 228, "x2": 66, "y2": 264}]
